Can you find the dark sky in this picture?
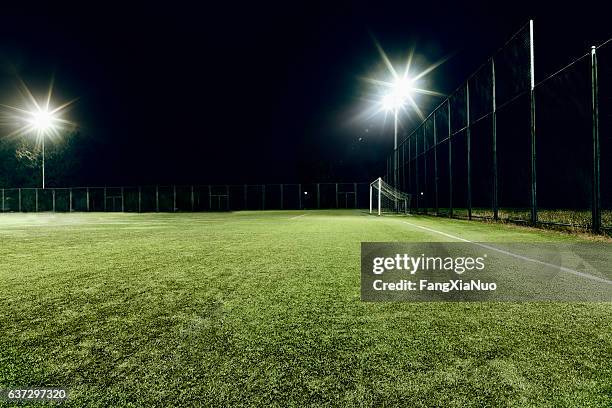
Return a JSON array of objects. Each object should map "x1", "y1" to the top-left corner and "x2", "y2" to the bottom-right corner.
[{"x1": 0, "y1": 1, "x2": 609, "y2": 186}]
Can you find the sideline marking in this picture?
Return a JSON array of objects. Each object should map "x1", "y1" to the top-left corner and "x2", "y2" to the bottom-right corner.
[
  {"x1": 289, "y1": 214, "x2": 307, "y2": 220},
  {"x1": 401, "y1": 220, "x2": 612, "y2": 285}
]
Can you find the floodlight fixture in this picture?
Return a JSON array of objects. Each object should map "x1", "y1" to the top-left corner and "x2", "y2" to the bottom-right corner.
[{"x1": 1, "y1": 78, "x2": 77, "y2": 189}]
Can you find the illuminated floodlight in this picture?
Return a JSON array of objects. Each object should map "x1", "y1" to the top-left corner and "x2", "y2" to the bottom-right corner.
[
  {"x1": 28, "y1": 108, "x2": 56, "y2": 132},
  {"x1": 381, "y1": 78, "x2": 414, "y2": 112},
  {"x1": 1, "y1": 78, "x2": 77, "y2": 189}
]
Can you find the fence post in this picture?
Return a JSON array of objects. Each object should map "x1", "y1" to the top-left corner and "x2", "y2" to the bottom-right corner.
[
  {"x1": 86, "y1": 187, "x2": 90, "y2": 211},
  {"x1": 280, "y1": 184, "x2": 284, "y2": 209},
  {"x1": 226, "y1": 185, "x2": 229, "y2": 210},
  {"x1": 18, "y1": 188, "x2": 21, "y2": 212},
  {"x1": 35, "y1": 188, "x2": 38, "y2": 212},
  {"x1": 492, "y1": 57, "x2": 499, "y2": 221},
  {"x1": 335, "y1": 183, "x2": 338, "y2": 208},
  {"x1": 173, "y1": 185, "x2": 177, "y2": 212},
  {"x1": 120, "y1": 187, "x2": 124, "y2": 212},
  {"x1": 529, "y1": 19, "x2": 537, "y2": 225},
  {"x1": 191, "y1": 186, "x2": 195, "y2": 211},
  {"x1": 52, "y1": 189, "x2": 55, "y2": 212},
  {"x1": 414, "y1": 134, "x2": 421, "y2": 215},
  {"x1": 208, "y1": 185, "x2": 212, "y2": 210},
  {"x1": 448, "y1": 102, "x2": 453, "y2": 218},
  {"x1": 401, "y1": 144, "x2": 405, "y2": 191},
  {"x1": 138, "y1": 186, "x2": 142, "y2": 213},
  {"x1": 104, "y1": 187, "x2": 107, "y2": 211},
  {"x1": 69, "y1": 188, "x2": 73, "y2": 212},
  {"x1": 354, "y1": 182, "x2": 358, "y2": 208},
  {"x1": 466, "y1": 82, "x2": 472, "y2": 220},
  {"x1": 155, "y1": 185, "x2": 159, "y2": 212},
  {"x1": 434, "y1": 113, "x2": 439, "y2": 215},
  {"x1": 1, "y1": 188, "x2": 4, "y2": 212},
  {"x1": 591, "y1": 45, "x2": 601, "y2": 233},
  {"x1": 262, "y1": 185, "x2": 265, "y2": 210},
  {"x1": 317, "y1": 183, "x2": 320, "y2": 209},
  {"x1": 298, "y1": 184, "x2": 302, "y2": 209}
]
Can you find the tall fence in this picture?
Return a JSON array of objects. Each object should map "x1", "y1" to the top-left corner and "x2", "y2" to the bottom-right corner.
[
  {"x1": 385, "y1": 20, "x2": 612, "y2": 233},
  {"x1": 0, "y1": 183, "x2": 369, "y2": 212}
]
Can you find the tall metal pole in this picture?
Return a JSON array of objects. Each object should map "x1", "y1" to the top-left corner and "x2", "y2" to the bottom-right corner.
[
  {"x1": 378, "y1": 177, "x2": 382, "y2": 216},
  {"x1": 448, "y1": 102, "x2": 453, "y2": 218},
  {"x1": 394, "y1": 108, "x2": 399, "y2": 211},
  {"x1": 529, "y1": 19, "x2": 537, "y2": 225},
  {"x1": 466, "y1": 82, "x2": 472, "y2": 220},
  {"x1": 369, "y1": 182, "x2": 373, "y2": 214},
  {"x1": 433, "y1": 112, "x2": 439, "y2": 215},
  {"x1": 492, "y1": 57, "x2": 499, "y2": 221},
  {"x1": 42, "y1": 135, "x2": 45, "y2": 190},
  {"x1": 335, "y1": 183, "x2": 339, "y2": 208},
  {"x1": 591, "y1": 45, "x2": 601, "y2": 233}
]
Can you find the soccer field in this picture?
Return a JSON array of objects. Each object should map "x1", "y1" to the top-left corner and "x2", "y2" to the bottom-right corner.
[{"x1": 1, "y1": 210, "x2": 611, "y2": 407}]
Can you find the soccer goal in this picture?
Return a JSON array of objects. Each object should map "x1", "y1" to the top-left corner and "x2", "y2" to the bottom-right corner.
[{"x1": 369, "y1": 177, "x2": 411, "y2": 215}]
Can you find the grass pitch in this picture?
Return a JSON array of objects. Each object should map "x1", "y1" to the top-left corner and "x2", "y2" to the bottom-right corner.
[{"x1": 0, "y1": 210, "x2": 610, "y2": 407}]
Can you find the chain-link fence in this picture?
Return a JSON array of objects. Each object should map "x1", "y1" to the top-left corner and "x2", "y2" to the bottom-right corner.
[
  {"x1": 386, "y1": 20, "x2": 611, "y2": 233},
  {"x1": 0, "y1": 183, "x2": 369, "y2": 212}
]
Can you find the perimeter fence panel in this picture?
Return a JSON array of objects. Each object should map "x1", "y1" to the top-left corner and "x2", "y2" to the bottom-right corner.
[
  {"x1": 449, "y1": 86, "x2": 469, "y2": 218},
  {"x1": 494, "y1": 23, "x2": 531, "y2": 107},
  {"x1": 436, "y1": 102, "x2": 451, "y2": 215},
  {"x1": 599, "y1": 41, "x2": 612, "y2": 230},
  {"x1": 174, "y1": 185, "x2": 194, "y2": 211},
  {"x1": 536, "y1": 55, "x2": 592, "y2": 227},
  {"x1": 424, "y1": 118, "x2": 436, "y2": 212},
  {"x1": 318, "y1": 183, "x2": 337, "y2": 208},
  {"x1": 470, "y1": 116, "x2": 494, "y2": 218},
  {"x1": 71, "y1": 188, "x2": 88, "y2": 211},
  {"x1": 123, "y1": 187, "x2": 139, "y2": 212},
  {"x1": 209, "y1": 185, "x2": 229, "y2": 211},
  {"x1": 409, "y1": 134, "x2": 417, "y2": 208},
  {"x1": 451, "y1": 129, "x2": 469, "y2": 218},
  {"x1": 104, "y1": 187, "x2": 124, "y2": 212},
  {"x1": 20, "y1": 189, "x2": 36, "y2": 212},
  {"x1": 193, "y1": 185, "x2": 210, "y2": 211},
  {"x1": 283, "y1": 184, "x2": 301, "y2": 209},
  {"x1": 264, "y1": 184, "x2": 282, "y2": 210},
  {"x1": 229, "y1": 185, "x2": 246, "y2": 211},
  {"x1": 496, "y1": 94, "x2": 531, "y2": 221},
  {"x1": 38, "y1": 189, "x2": 54, "y2": 212},
  {"x1": 55, "y1": 189, "x2": 71, "y2": 212},
  {"x1": 246, "y1": 185, "x2": 264, "y2": 210}
]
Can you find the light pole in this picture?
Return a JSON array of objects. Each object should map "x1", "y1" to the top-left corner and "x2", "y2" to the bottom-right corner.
[
  {"x1": 1, "y1": 80, "x2": 76, "y2": 190},
  {"x1": 29, "y1": 109, "x2": 55, "y2": 189}
]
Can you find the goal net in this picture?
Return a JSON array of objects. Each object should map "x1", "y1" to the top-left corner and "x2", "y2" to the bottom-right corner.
[{"x1": 369, "y1": 177, "x2": 411, "y2": 215}]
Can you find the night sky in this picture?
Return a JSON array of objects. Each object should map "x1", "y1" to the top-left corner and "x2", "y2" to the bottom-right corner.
[{"x1": 0, "y1": 2, "x2": 608, "y2": 186}]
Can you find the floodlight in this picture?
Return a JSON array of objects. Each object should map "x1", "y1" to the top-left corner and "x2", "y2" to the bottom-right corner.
[
  {"x1": 381, "y1": 78, "x2": 413, "y2": 112},
  {"x1": 29, "y1": 109, "x2": 55, "y2": 132},
  {"x1": 0, "y1": 79, "x2": 77, "y2": 189}
]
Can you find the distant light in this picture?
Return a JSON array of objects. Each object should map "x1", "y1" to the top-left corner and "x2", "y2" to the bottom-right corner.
[
  {"x1": 304, "y1": 191, "x2": 308, "y2": 195},
  {"x1": 420, "y1": 192, "x2": 424, "y2": 196}
]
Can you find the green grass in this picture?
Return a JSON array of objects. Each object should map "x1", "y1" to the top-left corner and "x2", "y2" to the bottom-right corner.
[{"x1": 0, "y1": 210, "x2": 610, "y2": 407}]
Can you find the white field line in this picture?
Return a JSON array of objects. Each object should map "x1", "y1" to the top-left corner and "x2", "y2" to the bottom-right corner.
[
  {"x1": 289, "y1": 214, "x2": 307, "y2": 220},
  {"x1": 401, "y1": 220, "x2": 612, "y2": 285}
]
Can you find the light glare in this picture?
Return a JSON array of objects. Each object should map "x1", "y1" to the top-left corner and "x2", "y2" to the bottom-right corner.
[{"x1": 29, "y1": 109, "x2": 55, "y2": 131}]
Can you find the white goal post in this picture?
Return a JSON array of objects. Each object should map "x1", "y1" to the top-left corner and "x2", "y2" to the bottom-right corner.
[{"x1": 369, "y1": 177, "x2": 411, "y2": 215}]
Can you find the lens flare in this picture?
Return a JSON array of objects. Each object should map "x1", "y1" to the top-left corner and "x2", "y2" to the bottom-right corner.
[{"x1": 0, "y1": 77, "x2": 77, "y2": 144}]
